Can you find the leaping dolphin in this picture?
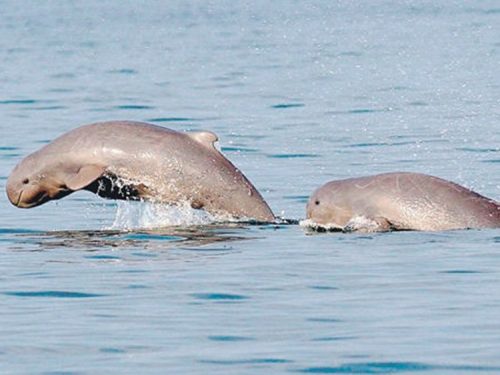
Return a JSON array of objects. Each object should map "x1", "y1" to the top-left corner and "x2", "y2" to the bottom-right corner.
[{"x1": 6, "y1": 121, "x2": 275, "y2": 222}]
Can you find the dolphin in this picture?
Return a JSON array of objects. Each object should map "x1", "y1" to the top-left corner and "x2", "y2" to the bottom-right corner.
[
  {"x1": 6, "y1": 121, "x2": 275, "y2": 222},
  {"x1": 306, "y1": 172, "x2": 500, "y2": 232}
]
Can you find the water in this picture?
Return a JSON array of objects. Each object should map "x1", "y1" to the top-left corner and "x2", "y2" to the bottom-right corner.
[{"x1": 1, "y1": 1, "x2": 499, "y2": 373}]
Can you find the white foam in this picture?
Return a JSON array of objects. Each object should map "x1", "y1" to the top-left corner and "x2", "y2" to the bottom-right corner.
[
  {"x1": 300, "y1": 216, "x2": 383, "y2": 232},
  {"x1": 299, "y1": 218, "x2": 343, "y2": 232},
  {"x1": 344, "y1": 215, "x2": 381, "y2": 232},
  {"x1": 109, "y1": 200, "x2": 218, "y2": 230}
]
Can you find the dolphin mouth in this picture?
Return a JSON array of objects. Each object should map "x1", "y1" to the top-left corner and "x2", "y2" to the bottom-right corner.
[
  {"x1": 16, "y1": 191, "x2": 49, "y2": 208},
  {"x1": 12, "y1": 190, "x2": 23, "y2": 207}
]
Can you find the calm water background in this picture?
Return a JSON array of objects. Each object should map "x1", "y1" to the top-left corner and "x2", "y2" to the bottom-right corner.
[{"x1": 1, "y1": 1, "x2": 499, "y2": 374}]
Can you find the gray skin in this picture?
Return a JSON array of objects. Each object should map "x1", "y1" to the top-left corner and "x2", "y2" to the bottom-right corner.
[
  {"x1": 306, "y1": 172, "x2": 500, "y2": 232},
  {"x1": 6, "y1": 121, "x2": 275, "y2": 222}
]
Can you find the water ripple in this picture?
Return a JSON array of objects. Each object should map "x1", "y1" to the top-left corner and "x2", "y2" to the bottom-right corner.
[
  {"x1": 107, "y1": 68, "x2": 137, "y2": 75},
  {"x1": 345, "y1": 141, "x2": 414, "y2": 148},
  {"x1": 24, "y1": 105, "x2": 67, "y2": 111},
  {"x1": 115, "y1": 105, "x2": 154, "y2": 110},
  {"x1": 100, "y1": 347, "x2": 126, "y2": 354},
  {"x1": 327, "y1": 108, "x2": 393, "y2": 115},
  {"x1": 298, "y1": 362, "x2": 500, "y2": 373},
  {"x1": 84, "y1": 255, "x2": 121, "y2": 260},
  {"x1": 191, "y1": 293, "x2": 249, "y2": 301},
  {"x1": 308, "y1": 285, "x2": 339, "y2": 290},
  {"x1": 481, "y1": 159, "x2": 500, "y2": 163},
  {"x1": 271, "y1": 103, "x2": 305, "y2": 109},
  {"x1": 0, "y1": 228, "x2": 41, "y2": 235},
  {"x1": 207, "y1": 335, "x2": 254, "y2": 342},
  {"x1": 311, "y1": 336, "x2": 356, "y2": 342},
  {"x1": 307, "y1": 318, "x2": 342, "y2": 323},
  {"x1": 456, "y1": 147, "x2": 499, "y2": 153},
  {"x1": 0, "y1": 99, "x2": 37, "y2": 105},
  {"x1": 3, "y1": 291, "x2": 105, "y2": 298},
  {"x1": 123, "y1": 233, "x2": 184, "y2": 241},
  {"x1": 131, "y1": 252, "x2": 158, "y2": 258},
  {"x1": 127, "y1": 284, "x2": 149, "y2": 289},
  {"x1": 283, "y1": 195, "x2": 310, "y2": 203},
  {"x1": 268, "y1": 153, "x2": 318, "y2": 159},
  {"x1": 147, "y1": 117, "x2": 194, "y2": 122},
  {"x1": 221, "y1": 146, "x2": 258, "y2": 153}
]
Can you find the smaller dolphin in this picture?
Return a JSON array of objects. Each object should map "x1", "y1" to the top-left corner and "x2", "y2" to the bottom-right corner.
[
  {"x1": 6, "y1": 121, "x2": 275, "y2": 222},
  {"x1": 306, "y1": 172, "x2": 500, "y2": 232}
]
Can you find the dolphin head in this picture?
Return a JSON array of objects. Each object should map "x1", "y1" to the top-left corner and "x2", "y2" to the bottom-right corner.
[
  {"x1": 6, "y1": 153, "x2": 73, "y2": 208},
  {"x1": 6, "y1": 147, "x2": 106, "y2": 209},
  {"x1": 306, "y1": 181, "x2": 353, "y2": 229}
]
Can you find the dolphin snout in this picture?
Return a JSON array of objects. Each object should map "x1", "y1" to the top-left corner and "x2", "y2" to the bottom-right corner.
[
  {"x1": 6, "y1": 182, "x2": 22, "y2": 207},
  {"x1": 305, "y1": 201, "x2": 312, "y2": 219},
  {"x1": 305, "y1": 196, "x2": 317, "y2": 219}
]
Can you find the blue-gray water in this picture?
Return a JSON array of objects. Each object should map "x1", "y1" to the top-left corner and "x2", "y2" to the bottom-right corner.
[{"x1": 1, "y1": 1, "x2": 499, "y2": 374}]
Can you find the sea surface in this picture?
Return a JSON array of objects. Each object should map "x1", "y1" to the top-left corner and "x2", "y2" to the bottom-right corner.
[{"x1": 1, "y1": 1, "x2": 499, "y2": 374}]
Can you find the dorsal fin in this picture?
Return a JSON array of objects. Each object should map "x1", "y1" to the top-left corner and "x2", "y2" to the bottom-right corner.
[{"x1": 187, "y1": 131, "x2": 219, "y2": 150}]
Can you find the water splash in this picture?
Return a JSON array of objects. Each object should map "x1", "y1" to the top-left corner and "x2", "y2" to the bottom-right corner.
[
  {"x1": 299, "y1": 218, "x2": 343, "y2": 232},
  {"x1": 300, "y1": 216, "x2": 387, "y2": 233},
  {"x1": 110, "y1": 201, "x2": 218, "y2": 230}
]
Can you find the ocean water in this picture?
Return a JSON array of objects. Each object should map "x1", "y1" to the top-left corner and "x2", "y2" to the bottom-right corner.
[{"x1": 1, "y1": 1, "x2": 499, "y2": 374}]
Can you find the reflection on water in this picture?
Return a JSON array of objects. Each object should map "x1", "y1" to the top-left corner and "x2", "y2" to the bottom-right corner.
[{"x1": 12, "y1": 224, "x2": 255, "y2": 252}]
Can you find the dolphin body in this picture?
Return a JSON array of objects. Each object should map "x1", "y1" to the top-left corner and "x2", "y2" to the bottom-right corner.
[
  {"x1": 6, "y1": 121, "x2": 275, "y2": 222},
  {"x1": 306, "y1": 172, "x2": 500, "y2": 232}
]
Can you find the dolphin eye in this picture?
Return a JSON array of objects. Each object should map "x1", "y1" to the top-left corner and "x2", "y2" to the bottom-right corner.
[
  {"x1": 315, "y1": 200, "x2": 320, "y2": 205},
  {"x1": 22, "y1": 178, "x2": 29, "y2": 184}
]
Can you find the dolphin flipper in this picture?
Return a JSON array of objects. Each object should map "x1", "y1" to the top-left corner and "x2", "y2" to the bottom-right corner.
[{"x1": 66, "y1": 165, "x2": 105, "y2": 190}]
